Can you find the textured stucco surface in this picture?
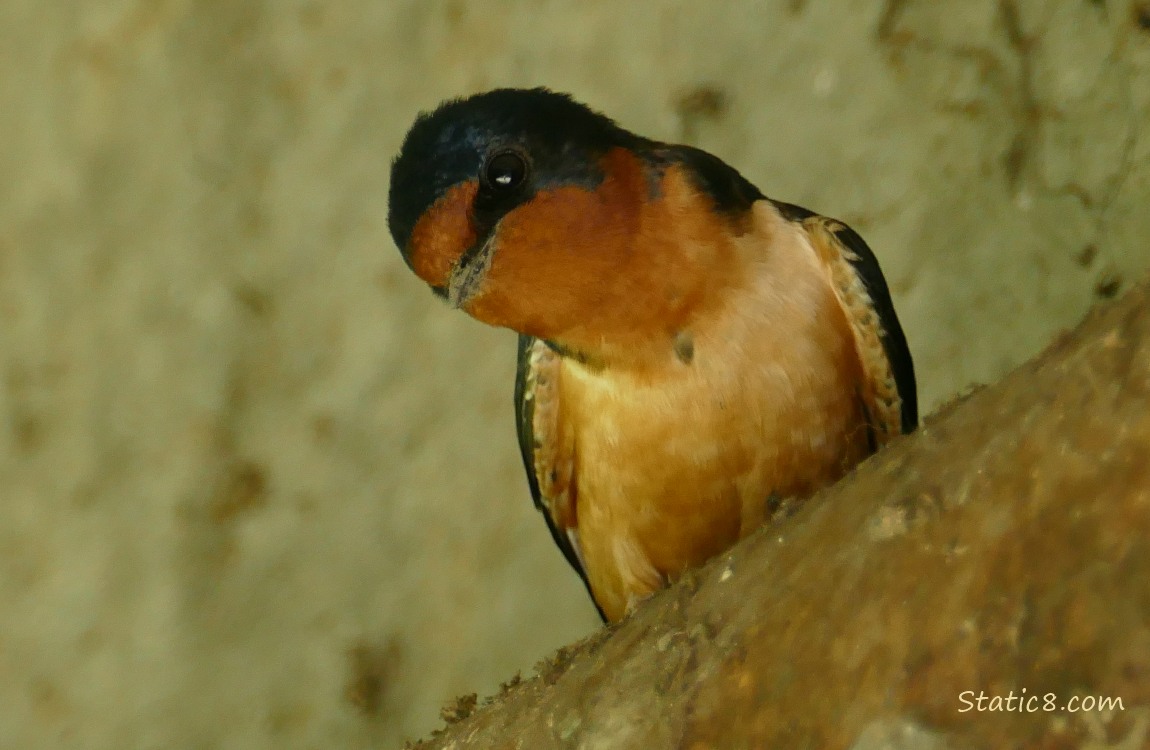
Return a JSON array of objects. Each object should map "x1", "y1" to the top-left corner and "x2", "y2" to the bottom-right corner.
[{"x1": 0, "y1": 1, "x2": 1148, "y2": 748}]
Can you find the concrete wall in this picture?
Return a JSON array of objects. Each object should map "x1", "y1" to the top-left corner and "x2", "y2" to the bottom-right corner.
[{"x1": 1, "y1": 1, "x2": 1147, "y2": 747}]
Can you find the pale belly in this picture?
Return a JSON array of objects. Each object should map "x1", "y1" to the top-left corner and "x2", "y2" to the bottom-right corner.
[{"x1": 560, "y1": 311, "x2": 871, "y2": 620}]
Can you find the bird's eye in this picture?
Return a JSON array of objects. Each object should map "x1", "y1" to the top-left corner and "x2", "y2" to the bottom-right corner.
[{"x1": 483, "y1": 150, "x2": 528, "y2": 192}]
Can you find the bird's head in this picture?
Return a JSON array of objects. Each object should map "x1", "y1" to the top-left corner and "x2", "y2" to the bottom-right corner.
[{"x1": 388, "y1": 88, "x2": 762, "y2": 362}]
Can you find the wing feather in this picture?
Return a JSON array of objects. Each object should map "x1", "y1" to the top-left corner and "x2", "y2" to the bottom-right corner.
[
  {"x1": 771, "y1": 200, "x2": 918, "y2": 439},
  {"x1": 514, "y1": 335, "x2": 605, "y2": 619}
]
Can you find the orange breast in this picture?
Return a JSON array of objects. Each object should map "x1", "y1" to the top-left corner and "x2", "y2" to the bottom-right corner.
[{"x1": 559, "y1": 204, "x2": 873, "y2": 622}]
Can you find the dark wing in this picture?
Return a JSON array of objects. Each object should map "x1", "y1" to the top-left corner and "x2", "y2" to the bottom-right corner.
[
  {"x1": 771, "y1": 200, "x2": 918, "y2": 435},
  {"x1": 514, "y1": 334, "x2": 606, "y2": 620}
]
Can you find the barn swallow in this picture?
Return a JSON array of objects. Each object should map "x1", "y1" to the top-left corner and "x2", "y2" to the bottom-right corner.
[{"x1": 388, "y1": 88, "x2": 917, "y2": 622}]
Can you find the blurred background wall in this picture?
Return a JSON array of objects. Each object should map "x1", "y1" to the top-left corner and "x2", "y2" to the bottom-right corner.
[{"x1": 1, "y1": 1, "x2": 1147, "y2": 747}]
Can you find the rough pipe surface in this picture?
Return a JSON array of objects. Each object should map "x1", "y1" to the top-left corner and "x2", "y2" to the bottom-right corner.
[{"x1": 415, "y1": 274, "x2": 1150, "y2": 749}]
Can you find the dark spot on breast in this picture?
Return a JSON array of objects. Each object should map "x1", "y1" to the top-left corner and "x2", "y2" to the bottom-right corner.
[{"x1": 673, "y1": 331, "x2": 695, "y2": 365}]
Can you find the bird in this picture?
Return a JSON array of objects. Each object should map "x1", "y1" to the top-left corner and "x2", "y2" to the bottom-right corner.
[{"x1": 387, "y1": 88, "x2": 917, "y2": 622}]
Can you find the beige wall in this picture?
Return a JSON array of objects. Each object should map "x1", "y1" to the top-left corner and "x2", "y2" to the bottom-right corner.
[{"x1": 1, "y1": 1, "x2": 1147, "y2": 747}]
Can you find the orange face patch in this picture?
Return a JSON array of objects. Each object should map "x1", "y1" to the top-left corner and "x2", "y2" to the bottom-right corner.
[
  {"x1": 464, "y1": 148, "x2": 648, "y2": 337},
  {"x1": 406, "y1": 180, "x2": 479, "y2": 288},
  {"x1": 465, "y1": 186, "x2": 626, "y2": 331},
  {"x1": 462, "y1": 150, "x2": 757, "y2": 370}
]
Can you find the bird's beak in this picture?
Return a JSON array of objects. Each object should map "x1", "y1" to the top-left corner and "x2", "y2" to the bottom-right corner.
[{"x1": 446, "y1": 230, "x2": 498, "y2": 309}]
